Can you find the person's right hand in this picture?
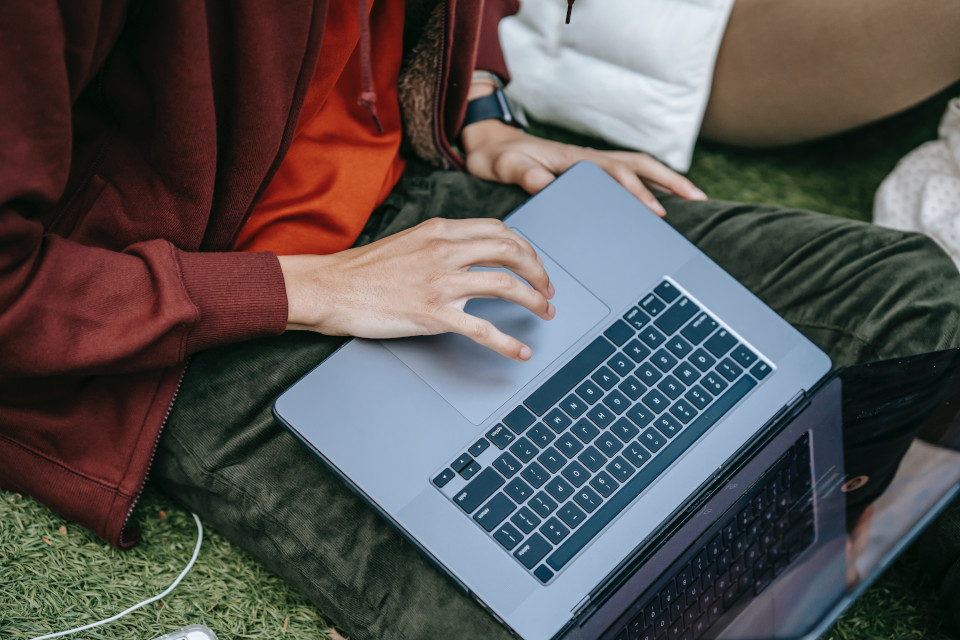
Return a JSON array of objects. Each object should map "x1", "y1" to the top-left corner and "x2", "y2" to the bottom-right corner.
[{"x1": 277, "y1": 217, "x2": 556, "y2": 361}]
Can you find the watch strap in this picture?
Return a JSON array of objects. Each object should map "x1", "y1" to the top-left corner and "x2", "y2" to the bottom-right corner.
[{"x1": 463, "y1": 87, "x2": 524, "y2": 130}]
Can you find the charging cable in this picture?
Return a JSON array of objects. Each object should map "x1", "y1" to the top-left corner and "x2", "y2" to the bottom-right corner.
[{"x1": 29, "y1": 512, "x2": 204, "y2": 640}]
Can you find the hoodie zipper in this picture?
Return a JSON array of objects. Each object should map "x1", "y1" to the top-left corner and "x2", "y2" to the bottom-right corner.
[
  {"x1": 118, "y1": 357, "x2": 190, "y2": 548},
  {"x1": 433, "y1": 1, "x2": 462, "y2": 169}
]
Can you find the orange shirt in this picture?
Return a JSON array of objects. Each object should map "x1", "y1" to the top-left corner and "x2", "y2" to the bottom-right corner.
[{"x1": 235, "y1": 0, "x2": 406, "y2": 256}]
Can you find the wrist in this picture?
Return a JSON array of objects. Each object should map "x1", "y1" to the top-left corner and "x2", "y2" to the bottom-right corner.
[{"x1": 279, "y1": 254, "x2": 328, "y2": 331}]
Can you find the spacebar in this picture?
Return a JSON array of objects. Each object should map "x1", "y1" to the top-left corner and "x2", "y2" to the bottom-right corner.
[{"x1": 546, "y1": 376, "x2": 757, "y2": 571}]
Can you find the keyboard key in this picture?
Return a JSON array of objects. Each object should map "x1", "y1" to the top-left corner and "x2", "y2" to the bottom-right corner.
[
  {"x1": 640, "y1": 293, "x2": 666, "y2": 316},
  {"x1": 587, "y1": 405, "x2": 615, "y2": 429},
  {"x1": 540, "y1": 517, "x2": 570, "y2": 544},
  {"x1": 607, "y1": 353, "x2": 636, "y2": 377},
  {"x1": 468, "y1": 438, "x2": 490, "y2": 457},
  {"x1": 505, "y1": 477, "x2": 534, "y2": 503},
  {"x1": 493, "y1": 452, "x2": 522, "y2": 478},
  {"x1": 538, "y1": 447, "x2": 566, "y2": 473},
  {"x1": 595, "y1": 432, "x2": 624, "y2": 457},
  {"x1": 545, "y1": 476, "x2": 575, "y2": 501},
  {"x1": 521, "y1": 462, "x2": 549, "y2": 488},
  {"x1": 503, "y1": 406, "x2": 536, "y2": 433},
  {"x1": 730, "y1": 345, "x2": 758, "y2": 368},
  {"x1": 669, "y1": 400, "x2": 697, "y2": 425},
  {"x1": 606, "y1": 456, "x2": 636, "y2": 483},
  {"x1": 515, "y1": 533, "x2": 552, "y2": 569},
  {"x1": 681, "y1": 313, "x2": 718, "y2": 345},
  {"x1": 590, "y1": 471, "x2": 619, "y2": 497},
  {"x1": 558, "y1": 502, "x2": 587, "y2": 528},
  {"x1": 602, "y1": 389, "x2": 631, "y2": 414},
  {"x1": 685, "y1": 385, "x2": 712, "y2": 410},
  {"x1": 474, "y1": 493, "x2": 516, "y2": 531},
  {"x1": 460, "y1": 460, "x2": 480, "y2": 479},
  {"x1": 561, "y1": 460, "x2": 590, "y2": 487},
  {"x1": 545, "y1": 377, "x2": 757, "y2": 572},
  {"x1": 559, "y1": 394, "x2": 588, "y2": 419},
  {"x1": 623, "y1": 442, "x2": 651, "y2": 468},
  {"x1": 704, "y1": 330, "x2": 737, "y2": 358},
  {"x1": 571, "y1": 419, "x2": 601, "y2": 443},
  {"x1": 433, "y1": 468, "x2": 455, "y2": 488},
  {"x1": 494, "y1": 522, "x2": 523, "y2": 550},
  {"x1": 654, "y1": 280, "x2": 681, "y2": 303},
  {"x1": 751, "y1": 361, "x2": 772, "y2": 380},
  {"x1": 604, "y1": 320, "x2": 635, "y2": 346},
  {"x1": 638, "y1": 326, "x2": 667, "y2": 349},
  {"x1": 452, "y1": 453, "x2": 474, "y2": 473},
  {"x1": 486, "y1": 424, "x2": 515, "y2": 449},
  {"x1": 623, "y1": 306, "x2": 651, "y2": 331},
  {"x1": 690, "y1": 349, "x2": 717, "y2": 372},
  {"x1": 618, "y1": 375, "x2": 645, "y2": 401},
  {"x1": 574, "y1": 486, "x2": 602, "y2": 513},
  {"x1": 610, "y1": 417, "x2": 640, "y2": 443},
  {"x1": 624, "y1": 339, "x2": 652, "y2": 363},
  {"x1": 533, "y1": 564, "x2": 554, "y2": 584},
  {"x1": 591, "y1": 366, "x2": 620, "y2": 390},
  {"x1": 717, "y1": 358, "x2": 743, "y2": 382},
  {"x1": 657, "y1": 375, "x2": 684, "y2": 400},
  {"x1": 639, "y1": 428, "x2": 666, "y2": 453},
  {"x1": 641, "y1": 389, "x2": 669, "y2": 413},
  {"x1": 527, "y1": 423, "x2": 556, "y2": 448},
  {"x1": 454, "y1": 467, "x2": 505, "y2": 513},
  {"x1": 635, "y1": 362, "x2": 663, "y2": 386},
  {"x1": 511, "y1": 507, "x2": 542, "y2": 534},
  {"x1": 654, "y1": 413, "x2": 684, "y2": 437},
  {"x1": 544, "y1": 408, "x2": 573, "y2": 433},
  {"x1": 575, "y1": 379, "x2": 603, "y2": 404},
  {"x1": 530, "y1": 491, "x2": 559, "y2": 517},
  {"x1": 556, "y1": 433, "x2": 585, "y2": 458},
  {"x1": 654, "y1": 297, "x2": 700, "y2": 335},
  {"x1": 651, "y1": 349, "x2": 679, "y2": 373},
  {"x1": 701, "y1": 372, "x2": 728, "y2": 394},
  {"x1": 626, "y1": 403, "x2": 655, "y2": 428},
  {"x1": 525, "y1": 336, "x2": 615, "y2": 415},
  {"x1": 674, "y1": 362, "x2": 700, "y2": 385},
  {"x1": 509, "y1": 437, "x2": 538, "y2": 463},
  {"x1": 578, "y1": 446, "x2": 607, "y2": 472}
]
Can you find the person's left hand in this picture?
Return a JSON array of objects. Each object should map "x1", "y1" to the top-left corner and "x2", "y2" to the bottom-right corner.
[{"x1": 461, "y1": 120, "x2": 707, "y2": 216}]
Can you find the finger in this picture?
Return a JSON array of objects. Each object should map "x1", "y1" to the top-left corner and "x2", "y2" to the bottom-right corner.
[
  {"x1": 593, "y1": 158, "x2": 666, "y2": 216},
  {"x1": 617, "y1": 152, "x2": 707, "y2": 200},
  {"x1": 490, "y1": 149, "x2": 557, "y2": 194},
  {"x1": 444, "y1": 309, "x2": 533, "y2": 361},
  {"x1": 448, "y1": 270, "x2": 556, "y2": 321},
  {"x1": 447, "y1": 237, "x2": 554, "y2": 298}
]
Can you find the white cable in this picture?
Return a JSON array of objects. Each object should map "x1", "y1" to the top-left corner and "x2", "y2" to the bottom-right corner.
[{"x1": 29, "y1": 512, "x2": 204, "y2": 640}]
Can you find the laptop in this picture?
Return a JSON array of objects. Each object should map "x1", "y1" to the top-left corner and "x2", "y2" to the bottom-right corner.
[{"x1": 273, "y1": 161, "x2": 959, "y2": 639}]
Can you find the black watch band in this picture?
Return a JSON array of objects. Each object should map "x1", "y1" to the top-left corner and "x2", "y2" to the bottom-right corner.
[{"x1": 463, "y1": 87, "x2": 525, "y2": 130}]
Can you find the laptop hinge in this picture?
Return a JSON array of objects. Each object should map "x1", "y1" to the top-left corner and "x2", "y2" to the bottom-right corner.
[{"x1": 571, "y1": 594, "x2": 591, "y2": 616}]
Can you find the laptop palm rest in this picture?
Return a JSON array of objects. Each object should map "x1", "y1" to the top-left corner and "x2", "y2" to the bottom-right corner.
[{"x1": 383, "y1": 244, "x2": 609, "y2": 425}]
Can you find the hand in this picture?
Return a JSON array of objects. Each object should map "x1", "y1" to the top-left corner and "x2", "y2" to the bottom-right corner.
[
  {"x1": 278, "y1": 218, "x2": 556, "y2": 361},
  {"x1": 461, "y1": 120, "x2": 707, "y2": 215}
]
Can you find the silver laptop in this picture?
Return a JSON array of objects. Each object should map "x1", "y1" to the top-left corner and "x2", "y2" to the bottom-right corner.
[{"x1": 274, "y1": 161, "x2": 833, "y2": 639}]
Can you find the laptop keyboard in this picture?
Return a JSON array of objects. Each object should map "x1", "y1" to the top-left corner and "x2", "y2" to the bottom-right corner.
[
  {"x1": 608, "y1": 433, "x2": 815, "y2": 640},
  {"x1": 431, "y1": 278, "x2": 774, "y2": 583}
]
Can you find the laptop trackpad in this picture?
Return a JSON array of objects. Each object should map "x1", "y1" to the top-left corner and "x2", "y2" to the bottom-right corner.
[{"x1": 383, "y1": 246, "x2": 609, "y2": 425}]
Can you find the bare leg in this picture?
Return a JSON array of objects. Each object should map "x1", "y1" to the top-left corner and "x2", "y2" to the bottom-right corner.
[{"x1": 701, "y1": 0, "x2": 960, "y2": 147}]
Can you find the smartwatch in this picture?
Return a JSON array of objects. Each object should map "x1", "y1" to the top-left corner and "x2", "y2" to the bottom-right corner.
[{"x1": 462, "y1": 72, "x2": 528, "y2": 131}]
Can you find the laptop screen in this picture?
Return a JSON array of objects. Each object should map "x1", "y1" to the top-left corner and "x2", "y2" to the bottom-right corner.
[{"x1": 572, "y1": 348, "x2": 960, "y2": 640}]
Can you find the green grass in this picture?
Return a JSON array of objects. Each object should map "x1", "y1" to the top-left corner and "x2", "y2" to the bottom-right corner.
[{"x1": 3, "y1": 85, "x2": 959, "y2": 640}]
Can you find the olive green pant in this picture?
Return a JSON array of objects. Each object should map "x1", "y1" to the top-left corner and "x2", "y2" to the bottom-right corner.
[{"x1": 153, "y1": 163, "x2": 960, "y2": 640}]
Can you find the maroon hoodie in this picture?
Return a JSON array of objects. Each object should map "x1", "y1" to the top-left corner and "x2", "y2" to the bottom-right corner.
[{"x1": 0, "y1": 0, "x2": 518, "y2": 549}]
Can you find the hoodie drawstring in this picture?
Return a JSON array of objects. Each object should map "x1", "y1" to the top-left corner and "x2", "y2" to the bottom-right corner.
[
  {"x1": 566, "y1": 0, "x2": 575, "y2": 24},
  {"x1": 356, "y1": 0, "x2": 383, "y2": 133}
]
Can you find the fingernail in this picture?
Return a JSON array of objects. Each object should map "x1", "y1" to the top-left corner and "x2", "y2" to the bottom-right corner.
[
  {"x1": 690, "y1": 188, "x2": 708, "y2": 200},
  {"x1": 519, "y1": 345, "x2": 532, "y2": 360},
  {"x1": 546, "y1": 302, "x2": 556, "y2": 318},
  {"x1": 652, "y1": 201, "x2": 667, "y2": 216},
  {"x1": 548, "y1": 282, "x2": 556, "y2": 298}
]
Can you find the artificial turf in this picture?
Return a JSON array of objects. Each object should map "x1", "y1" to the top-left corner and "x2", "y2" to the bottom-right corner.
[{"x1": 2, "y1": 85, "x2": 959, "y2": 640}]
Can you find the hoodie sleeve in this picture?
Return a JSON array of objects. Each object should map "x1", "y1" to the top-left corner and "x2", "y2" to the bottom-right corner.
[{"x1": 0, "y1": 2, "x2": 288, "y2": 378}]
